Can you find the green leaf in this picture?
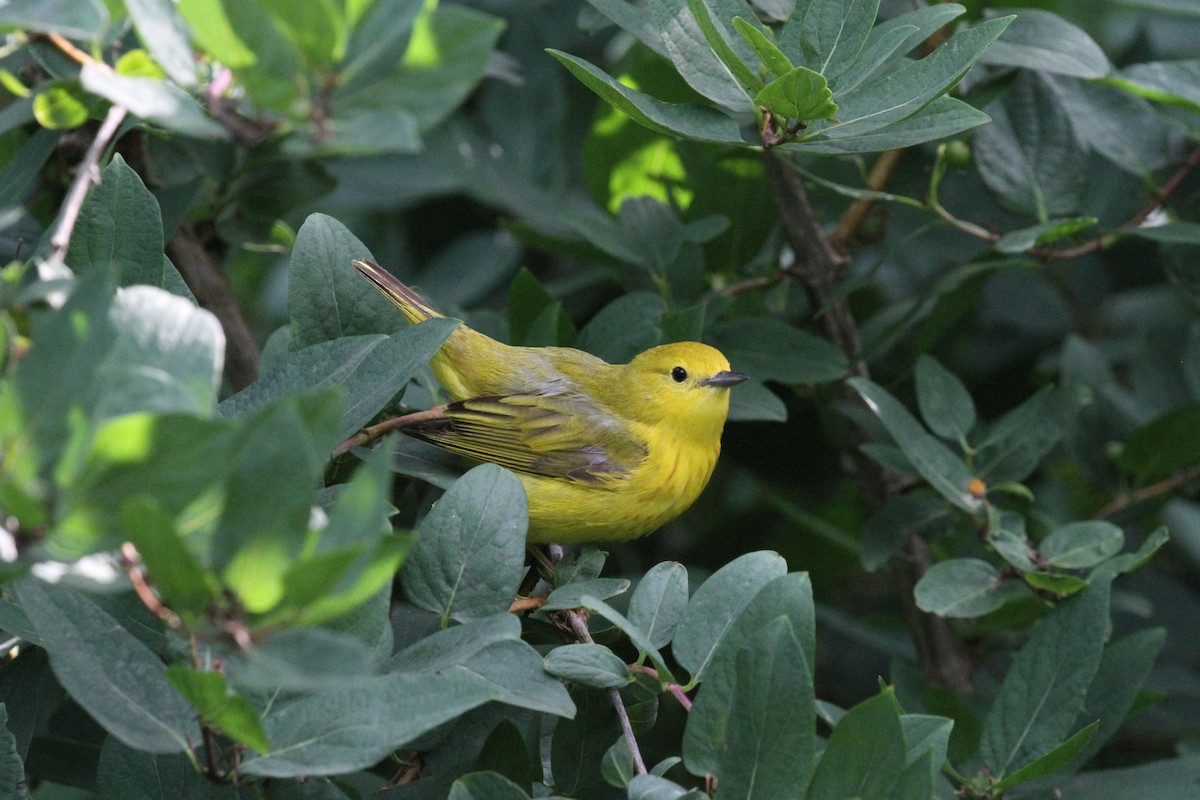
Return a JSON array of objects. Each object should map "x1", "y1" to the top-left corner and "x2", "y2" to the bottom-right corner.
[
  {"x1": 165, "y1": 666, "x2": 270, "y2": 752},
  {"x1": 840, "y1": 4, "x2": 970, "y2": 93},
  {"x1": 79, "y1": 64, "x2": 226, "y2": 140},
  {"x1": 685, "y1": 0, "x2": 762, "y2": 93},
  {"x1": 0, "y1": 706, "x2": 28, "y2": 800},
  {"x1": 915, "y1": 355, "x2": 975, "y2": 442},
  {"x1": 551, "y1": 687, "x2": 620, "y2": 796},
  {"x1": 914, "y1": 558, "x2": 1027, "y2": 618},
  {"x1": 645, "y1": 0, "x2": 751, "y2": 110},
  {"x1": 702, "y1": 616, "x2": 815, "y2": 799},
  {"x1": 792, "y1": 0, "x2": 880, "y2": 82},
  {"x1": 122, "y1": 500, "x2": 220, "y2": 622},
  {"x1": 562, "y1": 595, "x2": 676, "y2": 683},
  {"x1": 684, "y1": 573, "x2": 815, "y2": 776},
  {"x1": 582, "y1": 0, "x2": 667, "y2": 57},
  {"x1": 849, "y1": 377, "x2": 977, "y2": 511},
  {"x1": 629, "y1": 774, "x2": 708, "y2": 799},
  {"x1": 226, "y1": 628, "x2": 376, "y2": 692},
  {"x1": 978, "y1": 9, "x2": 1109, "y2": 78},
  {"x1": 0, "y1": 0, "x2": 107, "y2": 37},
  {"x1": 544, "y1": 579, "x2": 631, "y2": 611},
  {"x1": 96, "y1": 738, "x2": 239, "y2": 799},
  {"x1": 449, "y1": 771, "x2": 531, "y2": 800},
  {"x1": 993, "y1": 721, "x2": 1099, "y2": 791},
  {"x1": 727, "y1": 379, "x2": 788, "y2": 423},
  {"x1": 1107, "y1": 60, "x2": 1200, "y2": 114},
  {"x1": 823, "y1": 17, "x2": 1012, "y2": 139},
  {"x1": 1039, "y1": 521, "x2": 1125, "y2": 569},
  {"x1": 901, "y1": 713, "x2": 954, "y2": 784},
  {"x1": 13, "y1": 579, "x2": 199, "y2": 753},
  {"x1": 795, "y1": 94, "x2": 989, "y2": 153},
  {"x1": 708, "y1": 317, "x2": 848, "y2": 384},
  {"x1": 1116, "y1": 403, "x2": 1200, "y2": 480},
  {"x1": 256, "y1": 0, "x2": 345, "y2": 69},
  {"x1": 602, "y1": 736, "x2": 637, "y2": 788},
  {"x1": 975, "y1": 387, "x2": 1078, "y2": 484},
  {"x1": 1023, "y1": 571, "x2": 1088, "y2": 596},
  {"x1": 988, "y1": 511, "x2": 1038, "y2": 573},
  {"x1": 976, "y1": 72, "x2": 1087, "y2": 220},
  {"x1": 1042, "y1": 74, "x2": 1172, "y2": 176},
  {"x1": 1130, "y1": 221, "x2": 1200, "y2": 246},
  {"x1": 287, "y1": 213, "x2": 404, "y2": 348},
  {"x1": 733, "y1": 17, "x2": 792, "y2": 77},
  {"x1": 544, "y1": 643, "x2": 631, "y2": 689},
  {"x1": 754, "y1": 66, "x2": 837, "y2": 122},
  {"x1": 994, "y1": 217, "x2": 1098, "y2": 254},
  {"x1": 672, "y1": 551, "x2": 788, "y2": 682},
  {"x1": 241, "y1": 671, "x2": 498, "y2": 777},
  {"x1": 548, "y1": 51, "x2": 746, "y2": 144},
  {"x1": 32, "y1": 82, "x2": 89, "y2": 130},
  {"x1": 124, "y1": 0, "x2": 198, "y2": 86},
  {"x1": 978, "y1": 578, "x2": 1111, "y2": 779},
  {"x1": 445, "y1": 638, "x2": 575, "y2": 718},
  {"x1": 628, "y1": 561, "x2": 689, "y2": 650},
  {"x1": 401, "y1": 464, "x2": 528, "y2": 626},
  {"x1": 1098, "y1": 527, "x2": 1169, "y2": 577},
  {"x1": 575, "y1": 292, "x2": 667, "y2": 365},
  {"x1": 861, "y1": 492, "x2": 953, "y2": 572},
  {"x1": 808, "y1": 687, "x2": 907, "y2": 800}
]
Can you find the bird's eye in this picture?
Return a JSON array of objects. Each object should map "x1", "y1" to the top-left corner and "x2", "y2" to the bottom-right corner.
[{"x1": 671, "y1": 366, "x2": 688, "y2": 383}]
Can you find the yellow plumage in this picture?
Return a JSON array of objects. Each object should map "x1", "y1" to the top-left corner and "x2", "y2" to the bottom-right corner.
[{"x1": 353, "y1": 259, "x2": 746, "y2": 543}]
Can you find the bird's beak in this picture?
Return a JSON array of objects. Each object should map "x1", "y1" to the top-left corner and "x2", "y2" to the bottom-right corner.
[{"x1": 701, "y1": 371, "x2": 749, "y2": 388}]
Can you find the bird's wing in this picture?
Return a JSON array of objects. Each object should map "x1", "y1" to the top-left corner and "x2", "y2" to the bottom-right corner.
[{"x1": 402, "y1": 393, "x2": 647, "y2": 483}]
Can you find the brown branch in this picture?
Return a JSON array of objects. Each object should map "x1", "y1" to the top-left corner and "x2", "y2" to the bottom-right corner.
[
  {"x1": 119, "y1": 543, "x2": 184, "y2": 632},
  {"x1": 1094, "y1": 464, "x2": 1200, "y2": 519},
  {"x1": 332, "y1": 406, "x2": 448, "y2": 457},
  {"x1": 764, "y1": 150, "x2": 974, "y2": 694},
  {"x1": 167, "y1": 224, "x2": 261, "y2": 391},
  {"x1": 830, "y1": 149, "x2": 904, "y2": 250}
]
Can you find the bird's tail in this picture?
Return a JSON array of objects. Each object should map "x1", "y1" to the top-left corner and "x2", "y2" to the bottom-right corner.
[{"x1": 352, "y1": 259, "x2": 442, "y2": 325}]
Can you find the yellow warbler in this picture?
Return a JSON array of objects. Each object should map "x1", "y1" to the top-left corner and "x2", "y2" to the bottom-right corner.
[{"x1": 352, "y1": 259, "x2": 747, "y2": 543}]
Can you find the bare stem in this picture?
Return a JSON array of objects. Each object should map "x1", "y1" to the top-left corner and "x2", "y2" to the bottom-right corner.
[
  {"x1": 1094, "y1": 464, "x2": 1200, "y2": 519},
  {"x1": 831, "y1": 149, "x2": 904, "y2": 249},
  {"x1": 563, "y1": 610, "x2": 648, "y2": 775},
  {"x1": 47, "y1": 104, "x2": 128, "y2": 265},
  {"x1": 332, "y1": 405, "x2": 449, "y2": 457}
]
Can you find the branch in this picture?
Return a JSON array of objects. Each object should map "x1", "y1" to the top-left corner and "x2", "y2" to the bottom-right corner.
[
  {"x1": 1094, "y1": 464, "x2": 1200, "y2": 519},
  {"x1": 764, "y1": 150, "x2": 975, "y2": 694},
  {"x1": 830, "y1": 149, "x2": 904, "y2": 250},
  {"x1": 332, "y1": 406, "x2": 449, "y2": 457},
  {"x1": 167, "y1": 224, "x2": 261, "y2": 391}
]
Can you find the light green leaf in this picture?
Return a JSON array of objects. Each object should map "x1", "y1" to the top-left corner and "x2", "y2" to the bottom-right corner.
[
  {"x1": 125, "y1": 0, "x2": 198, "y2": 86},
  {"x1": 0, "y1": 0, "x2": 107, "y2": 37},
  {"x1": 79, "y1": 64, "x2": 226, "y2": 140},
  {"x1": 754, "y1": 66, "x2": 837, "y2": 122},
  {"x1": 994, "y1": 217, "x2": 1098, "y2": 254},
  {"x1": 32, "y1": 82, "x2": 89, "y2": 130},
  {"x1": 733, "y1": 17, "x2": 792, "y2": 77},
  {"x1": 165, "y1": 666, "x2": 270, "y2": 752},
  {"x1": 1107, "y1": 60, "x2": 1200, "y2": 114}
]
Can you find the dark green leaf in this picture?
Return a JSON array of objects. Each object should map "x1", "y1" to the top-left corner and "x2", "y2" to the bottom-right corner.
[
  {"x1": 975, "y1": 387, "x2": 1079, "y2": 484},
  {"x1": 978, "y1": 578, "x2": 1111, "y2": 779},
  {"x1": 686, "y1": 0, "x2": 762, "y2": 93},
  {"x1": 1039, "y1": 521, "x2": 1124, "y2": 569},
  {"x1": 684, "y1": 573, "x2": 815, "y2": 776},
  {"x1": 122, "y1": 500, "x2": 219, "y2": 621},
  {"x1": 708, "y1": 317, "x2": 848, "y2": 384},
  {"x1": 915, "y1": 355, "x2": 975, "y2": 441},
  {"x1": 704, "y1": 616, "x2": 814, "y2": 799},
  {"x1": 544, "y1": 579, "x2": 631, "y2": 610},
  {"x1": 1108, "y1": 60, "x2": 1200, "y2": 114},
  {"x1": 125, "y1": 0, "x2": 198, "y2": 86},
  {"x1": 727, "y1": 379, "x2": 788, "y2": 422},
  {"x1": 1116, "y1": 403, "x2": 1200, "y2": 479},
  {"x1": 449, "y1": 771, "x2": 531, "y2": 800},
  {"x1": 226, "y1": 628, "x2": 376, "y2": 692},
  {"x1": 1042, "y1": 74, "x2": 1172, "y2": 175},
  {"x1": 401, "y1": 464, "x2": 527, "y2": 625},
  {"x1": 793, "y1": 0, "x2": 879, "y2": 82},
  {"x1": 989, "y1": 511, "x2": 1038, "y2": 573},
  {"x1": 861, "y1": 492, "x2": 953, "y2": 572},
  {"x1": 975, "y1": 72, "x2": 1088, "y2": 219},
  {"x1": 849, "y1": 377, "x2": 977, "y2": 511},
  {"x1": 445, "y1": 639, "x2": 575, "y2": 718},
  {"x1": 241, "y1": 671, "x2": 497, "y2": 777},
  {"x1": 1130, "y1": 221, "x2": 1200, "y2": 246},
  {"x1": 672, "y1": 551, "x2": 788, "y2": 682},
  {"x1": 602, "y1": 736, "x2": 636, "y2": 788},
  {"x1": 629, "y1": 774, "x2": 708, "y2": 799},
  {"x1": 14, "y1": 579, "x2": 199, "y2": 753},
  {"x1": 644, "y1": 0, "x2": 751, "y2": 110},
  {"x1": 582, "y1": 0, "x2": 668, "y2": 58},
  {"x1": 96, "y1": 738, "x2": 239, "y2": 800},
  {"x1": 791, "y1": 95, "x2": 990, "y2": 153},
  {"x1": 993, "y1": 721, "x2": 1099, "y2": 791},
  {"x1": 808, "y1": 687, "x2": 906, "y2": 800},
  {"x1": 551, "y1": 687, "x2": 619, "y2": 795},
  {"x1": 978, "y1": 9, "x2": 1109, "y2": 78},
  {"x1": 287, "y1": 213, "x2": 401, "y2": 348},
  {"x1": 1023, "y1": 571, "x2": 1088, "y2": 596},
  {"x1": 1098, "y1": 527, "x2": 1169, "y2": 577},
  {"x1": 575, "y1": 292, "x2": 666, "y2": 364},
  {"x1": 914, "y1": 559, "x2": 1027, "y2": 618},
  {"x1": 0, "y1": 705, "x2": 28, "y2": 800},
  {"x1": 628, "y1": 561, "x2": 689, "y2": 650},
  {"x1": 544, "y1": 644, "x2": 631, "y2": 689}
]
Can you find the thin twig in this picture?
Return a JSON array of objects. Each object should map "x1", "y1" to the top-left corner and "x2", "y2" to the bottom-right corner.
[
  {"x1": 629, "y1": 664, "x2": 693, "y2": 711},
  {"x1": 1094, "y1": 464, "x2": 1200, "y2": 519},
  {"x1": 332, "y1": 405, "x2": 448, "y2": 457},
  {"x1": 830, "y1": 149, "x2": 904, "y2": 249},
  {"x1": 563, "y1": 609, "x2": 648, "y2": 775},
  {"x1": 47, "y1": 104, "x2": 128, "y2": 265},
  {"x1": 119, "y1": 543, "x2": 184, "y2": 632}
]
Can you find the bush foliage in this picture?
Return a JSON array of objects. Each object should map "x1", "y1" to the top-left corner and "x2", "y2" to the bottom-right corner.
[{"x1": 1, "y1": 0, "x2": 1199, "y2": 798}]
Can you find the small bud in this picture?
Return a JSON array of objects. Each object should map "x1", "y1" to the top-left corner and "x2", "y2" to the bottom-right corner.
[{"x1": 968, "y1": 477, "x2": 987, "y2": 498}]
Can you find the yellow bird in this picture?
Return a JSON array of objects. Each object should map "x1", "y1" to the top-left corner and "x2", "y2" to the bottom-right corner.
[{"x1": 352, "y1": 259, "x2": 747, "y2": 543}]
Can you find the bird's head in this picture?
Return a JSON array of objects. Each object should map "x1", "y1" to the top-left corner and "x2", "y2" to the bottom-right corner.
[{"x1": 624, "y1": 342, "x2": 747, "y2": 435}]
